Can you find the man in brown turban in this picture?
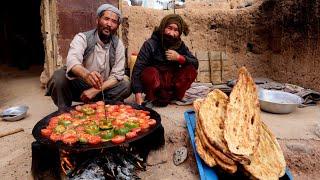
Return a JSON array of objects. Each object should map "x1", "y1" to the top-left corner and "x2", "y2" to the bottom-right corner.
[{"x1": 132, "y1": 14, "x2": 198, "y2": 107}]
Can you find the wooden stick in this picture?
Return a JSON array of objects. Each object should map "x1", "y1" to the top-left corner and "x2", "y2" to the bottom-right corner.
[{"x1": 0, "y1": 128, "x2": 24, "y2": 138}]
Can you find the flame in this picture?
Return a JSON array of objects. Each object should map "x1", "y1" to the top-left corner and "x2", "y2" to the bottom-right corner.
[{"x1": 60, "y1": 150, "x2": 75, "y2": 175}]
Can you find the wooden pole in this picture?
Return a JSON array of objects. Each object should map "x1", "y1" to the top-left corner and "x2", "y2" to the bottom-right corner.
[{"x1": 0, "y1": 128, "x2": 24, "y2": 138}]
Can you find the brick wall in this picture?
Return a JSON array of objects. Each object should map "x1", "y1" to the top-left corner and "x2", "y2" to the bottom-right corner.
[{"x1": 56, "y1": 0, "x2": 119, "y2": 63}]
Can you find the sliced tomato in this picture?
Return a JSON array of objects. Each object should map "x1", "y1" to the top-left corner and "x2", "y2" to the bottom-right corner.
[
  {"x1": 75, "y1": 126, "x2": 85, "y2": 132},
  {"x1": 96, "y1": 101, "x2": 105, "y2": 106},
  {"x1": 131, "y1": 127, "x2": 141, "y2": 134},
  {"x1": 96, "y1": 108, "x2": 105, "y2": 113},
  {"x1": 111, "y1": 135, "x2": 126, "y2": 144},
  {"x1": 60, "y1": 113, "x2": 72, "y2": 119},
  {"x1": 62, "y1": 134, "x2": 78, "y2": 145},
  {"x1": 139, "y1": 119, "x2": 147, "y2": 124},
  {"x1": 89, "y1": 103, "x2": 98, "y2": 109},
  {"x1": 110, "y1": 111, "x2": 120, "y2": 117},
  {"x1": 50, "y1": 133, "x2": 61, "y2": 142},
  {"x1": 41, "y1": 128, "x2": 52, "y2": 137},
  {"x1": 75, "y1": 105, "x2": 82, "y2": 112},
  {"x1": 140, "y1": 123, "x2": 150, "y2": 132},
  {"x1": 48, "y1": 117, "x2": 59, "y2": 127},
  {"x1": 148, "y1": 119, "x2": 157, "y2": 126},
  {"x1": 125, "y1": 131, "x2": 137, "y2": 139},
  {"x1": 88, "y1": 135, "x2": 101, "y2": 144},
  {"x1": 112, "y1": 119, "x2": 124, "y2": 126}
]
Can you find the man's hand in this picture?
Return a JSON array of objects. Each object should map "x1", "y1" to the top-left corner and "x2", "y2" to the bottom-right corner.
[
  {"x1": 166, "y1": 49, "x2": 180, "y2": 61},
  {"x1": 84, "y1": 71, "x2": 103, "y2": 89},
  {"x1": 135, "y1": 93, "x2": 144, "y2": 105},
  {"x1": 80, "y1": 88, "x2": 100, "y2": 103}
]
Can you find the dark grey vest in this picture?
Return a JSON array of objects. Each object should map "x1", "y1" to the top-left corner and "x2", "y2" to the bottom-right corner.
[{"x1": 82, "y1": 29, "x2": 119, "y2": 68}]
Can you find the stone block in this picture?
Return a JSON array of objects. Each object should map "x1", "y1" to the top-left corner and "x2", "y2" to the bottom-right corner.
[
  {"x1": 196, "y1": 51, "x2": 209, "y2": 61},
  {"x1": 210, "y1": 60, "x2": 221, "y2": 71},
  {"x1": 199, "y1": 60, "x2": 210, "y2": 72},
  {"x1": 221, "y1": 51, "x2": 227, "y2": 60},
  {"x1": 222, "y1": 60, "x2": 232, "y2": 71},
  {"x1": 210, "y1": 70, "x2": 222, "y2": 84},
  {"x1": 197, "y1": 71, "x2": 211, "y2": 83},
  {"x1": 209, "y1": 51, "x2": 221, "y2": 61}
]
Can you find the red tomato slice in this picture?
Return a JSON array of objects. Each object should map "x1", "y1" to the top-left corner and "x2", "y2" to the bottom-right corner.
[
  {"x1": 62, "y1": 134, "x2": 78, "y2": 145},
  {"x1": 96, "y1": 101, "x2": 105, "y2": 106},
  {"x1": 75, "y1": 105, "x2": 82, "y2": 112},
  {"x1": 126, "y1": 131, "x2": 137, "y2": 139},
  {"x1": 96, "y1": 108, "x2": 105, "y2": 113},
  {"x1": 75, "y1": 126, "x2": 85, "y2": 132},
  {"x1": 111, "y1": 135, "x2": 126, "y2": 144},
  {"x1": 50, "y1": 133, "x2": 61, "y2": 142},
  {"x1": 110, "y1": 111, "x2": 120, "y2": 117},
  {"x1": 48, "y1": 117, "x2": 59, "y2": 127},
  {"x1": 148, "y1": 119, "x2": 157, "y2": 126},
  {"x1": 89, "y1": 103, "x2": 98, "y2": 109},
  {"x1": 88, "y1": 135, "x2": 102, "y2": 144},
  {"x1": 140, "y1": 123, "x2": 150, "y2": 132},
  {"x1": 112, "y1": 119, "x2": 124, "y2": 126},
  {"x1": 41, "y1": 128, "x2": 52, "y2": 137},
  {"x1": 131, "y1": 127, "x2": 141, "y2": 134}
]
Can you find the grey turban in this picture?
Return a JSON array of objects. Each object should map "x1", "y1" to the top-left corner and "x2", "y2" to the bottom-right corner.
[{"x1": 96, "y1": 4, "x2": 122, "y2": 23}]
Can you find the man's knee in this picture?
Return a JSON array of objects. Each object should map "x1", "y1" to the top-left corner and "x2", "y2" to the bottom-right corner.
[
  {"x1": 46, "y1": 68, "x2": 69, "y2": 96},
  {"x1": 49, "y1": 68, "x2": 69, "y2": 88},
  {"x1": 120, "y1": 77, "x2": 132, "y2": 98},
  {"x1": 108, "y1": 77, "x2": 132, "y2": 100}
]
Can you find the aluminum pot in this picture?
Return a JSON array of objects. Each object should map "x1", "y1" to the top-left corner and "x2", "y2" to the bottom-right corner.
[{"x1": 258, "y1": 89, "x2": 303, "y2": 114}]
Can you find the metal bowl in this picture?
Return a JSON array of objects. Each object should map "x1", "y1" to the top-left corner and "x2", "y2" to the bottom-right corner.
[
  {"x1": 258, "y1": 89, "x2": 303, "y2": 114},
  {"x1": 0, "y1": 105, "x2": 29, "y2": 121}
]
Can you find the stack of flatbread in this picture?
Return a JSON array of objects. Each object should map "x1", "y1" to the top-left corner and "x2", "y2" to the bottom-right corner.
[{"x1": 194, "y1": 67, "x2": 286, "y2": 180}]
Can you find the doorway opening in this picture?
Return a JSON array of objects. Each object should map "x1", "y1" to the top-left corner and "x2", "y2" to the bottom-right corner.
[{"x1": 0, "y1": 0, "x2": 44, "y2": 70}]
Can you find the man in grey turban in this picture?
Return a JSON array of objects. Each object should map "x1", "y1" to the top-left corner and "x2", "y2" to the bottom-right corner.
[{"x1": 46, "y1": 4, "x2": 130, "y2": 110}]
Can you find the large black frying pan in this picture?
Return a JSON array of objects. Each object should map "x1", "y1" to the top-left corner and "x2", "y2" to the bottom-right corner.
[{"x1": 32, "y1": 101, "x2": 162, "y2": 152}]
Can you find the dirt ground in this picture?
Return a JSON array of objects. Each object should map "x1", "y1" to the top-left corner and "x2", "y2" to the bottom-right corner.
[{"x1": 0, "y1": 66, "x2": 319, "y2": 179}]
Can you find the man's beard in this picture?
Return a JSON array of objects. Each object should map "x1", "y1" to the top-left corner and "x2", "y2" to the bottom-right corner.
[
  {"x1": 98, "y1": 27, "x2": 115, "y2": 43},
  {"x1": 163, "y1": 34, "x2": 181, "y2": 49}
]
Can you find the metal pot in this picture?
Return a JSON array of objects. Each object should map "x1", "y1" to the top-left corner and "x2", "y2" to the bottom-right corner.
[{"x1": 258, "y1": 89, "x2": 303, "y2": 114}]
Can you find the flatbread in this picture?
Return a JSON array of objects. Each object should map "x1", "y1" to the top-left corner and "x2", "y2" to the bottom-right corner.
[
  {"x1": 195, "y1": 133, "x2": 217, "y2": 167},
  {"x1": 244, "y1": 122, "x2": 286, "y2": 180},
  {"x1": 194, "y1": 98, "x2": 238, "y2": 173},
  {"x1": 194, "y1": 99, "x2": 216, "y2": 167},
  {"x1": 224, "y1": 67, "x2": 261, "y2": 159},
  {"x1": 196, "y1": 119, "x2": 236, "y2": 166},
  {"x1": 198, "y1": 89, "x2": 229, "y2": 152}
]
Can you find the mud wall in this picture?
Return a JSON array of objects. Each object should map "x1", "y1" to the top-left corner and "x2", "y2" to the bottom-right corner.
[
  {"x1": 122, "y1": 1, "x2": 271, "y2": 82},
  {"x1": 56, "y1": 0, "x2": 119, "y2": 63},
  {"x1": 123, "y1": 0, "x2": 320, "y2": 91},
  {"x1": 265, "y1": 0, "x2": 320, "y2": 91}
]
